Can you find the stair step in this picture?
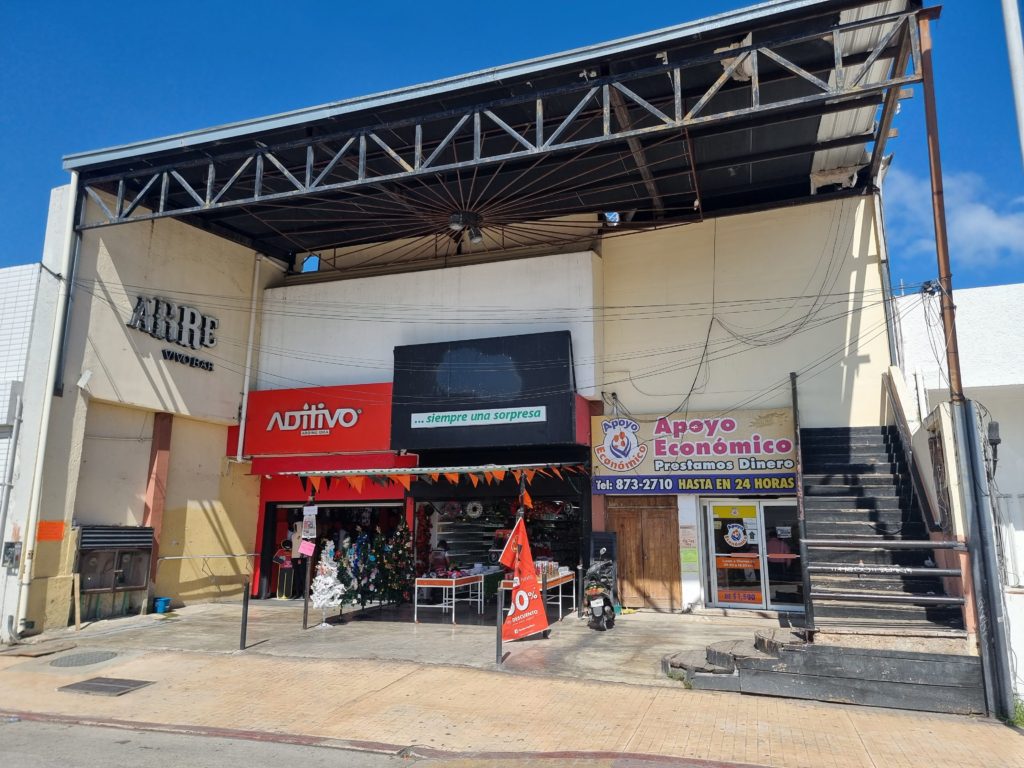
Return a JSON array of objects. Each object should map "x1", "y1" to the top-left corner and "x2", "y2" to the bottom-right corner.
[
  {"x1": 801, "y1": 435, "x2": 898, "y2": 448},
  {"x1": 804, "y1": 450, "x2": 901, "y2": 463},
  {"x1": 801, "y1": 426, "x2": 896, "y2": 437},
  {"x1": 804, "y1": 484, "x2": 901, "y2": 497},
  {"x1": 802, "y1": 461, "x2": 901, "y2": 474},
  {"x1": 706, "y1": 639, "x2": 776, "y2": 671},
  {"x1": 805, "y1": 520, "x2": 926, "y2": 537},
  {"x1": 813, "y1": 600, "x2": 964, "y2": 628},
  {"x1": 804, "y1": 496, "x2": 904, "y2": 510},
  {"x1": 810, "y1": 588, "x2": 962, "y2": 605},
  {"x1": 803, "y1": 473, "x2": 901, "y2": 485},
  {"x1": 809, "y1": 575, "x2": 948, "y2": 594},
  {"x1": 663, "y1": 649, "x2": 732, "y2": 676},
  {"x1": 806, "y1": 549, "x2": 932, "y2": 566}
]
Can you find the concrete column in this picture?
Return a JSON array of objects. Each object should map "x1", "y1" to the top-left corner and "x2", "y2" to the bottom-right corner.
[{"x1": 144, "y1": 412, "x2": 173, "y2": 579}]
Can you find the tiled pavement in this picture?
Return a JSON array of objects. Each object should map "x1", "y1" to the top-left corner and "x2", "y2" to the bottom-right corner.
[{"x1": 0, "y1": 603, "x2": 1021, "y2": 767}]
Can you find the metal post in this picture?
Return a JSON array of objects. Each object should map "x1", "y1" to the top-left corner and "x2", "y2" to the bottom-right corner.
[
  {"x1": 1002, "y1": 0, "x2": 1024, "y2": 168},
  {"x1": 917, "y1": 13, "x2": 965, "y2": 404},
  {"x1": 495, "y1": 584, "x2": 504, "y2": 665},
  {"x1": 951, "y1": 403, "x2": 998, "y2": 717},
  {"x1": 790, "y1": 372, "x2": 815, "y2": 635},
  {"x1": 965, "y1": 402, "x2": 1015, "y2": 719},
  {"x1": 302, "y1": 556, "x2": 312, "y2": 630},
  {"x1": 240, "y1": 578, "x2": 250, "y2": 651},
  {"x1": 576, "y1": 563, "x2": 584, "y2": 619}
]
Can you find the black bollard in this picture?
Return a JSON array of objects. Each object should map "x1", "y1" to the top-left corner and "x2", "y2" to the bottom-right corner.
[
  {"x1": 495, "y1": 585, "x2": 504, "y2": 665},
  {"x1": 302, "y1": 556, "x2": 312, "y2": 630},
  {"x1": 239, "y1": 578, "x2": 250, "y2": 651}
]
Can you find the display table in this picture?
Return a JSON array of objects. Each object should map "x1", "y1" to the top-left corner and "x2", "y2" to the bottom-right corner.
[
  {"x1": 414, "y1": 567, "x2": 503, "y2": 623},
  {"x1": 500, "y1": 572, "x2": 576, "y2": 620}
]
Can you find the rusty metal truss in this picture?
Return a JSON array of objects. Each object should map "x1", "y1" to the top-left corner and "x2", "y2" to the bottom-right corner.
[{"x1": 77, "y1": 9, "x2": 923, "y2": 238}]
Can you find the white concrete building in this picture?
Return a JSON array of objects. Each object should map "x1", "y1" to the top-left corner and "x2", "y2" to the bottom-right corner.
[{"x1": 897, "y1": 283, "x2": 1024, "y2": 694}]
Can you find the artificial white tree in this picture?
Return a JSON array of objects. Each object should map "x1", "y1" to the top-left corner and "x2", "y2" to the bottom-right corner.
[{"x1": 310, "y1": 542, "x2": 346, "y2": 627}]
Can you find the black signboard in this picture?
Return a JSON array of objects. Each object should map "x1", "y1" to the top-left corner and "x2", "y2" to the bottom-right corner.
[{"x1": 391, "y1": 331, "x2": 577, "y2": 451}]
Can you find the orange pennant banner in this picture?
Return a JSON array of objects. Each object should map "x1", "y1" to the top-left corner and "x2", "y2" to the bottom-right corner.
[
  {"x1": 392, "y1": 474, "x2": 411, "y2": 491},
  {"x1": 468, "y1": 473, "x2": 480, "y2": 488},
  {"x1": 348, "y1": 475, "x2": 366, "y2": 493},
  {"x1": 524, "y1": 469, "x2": 537, "y2": 485},
  {"x1": 492, "y1": 469, "x2": 506, "y2": 482},
  {"x1": 309, "y1": 476, "x2": 323, "y2": 493},
  {"x1": 550, "y1": 466, "x2": 563, "y2": 480},
  {"x1": 522, "y1": 489, "x2": 534, "y2": 509},
  {"x1": 429, "y1": 473, "x2": 441, "y2": 483},
  {"x1": 483, "y1": 471, "x2": 494, "y2": 485},
  {"x1": 444, "y1": 473, "x2": 461, "y2": 485},
  {"x1": 511, "y1": 470, "x2": 522, "y2": 483},
  {"x1": 499, "y1": 518, "x2": 549, "y2": 641}
]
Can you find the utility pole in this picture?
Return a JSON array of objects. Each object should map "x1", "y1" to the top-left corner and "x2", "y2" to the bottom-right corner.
[{"x1": 1003, "y1": 0, "x2": 1024, "y2": 166}]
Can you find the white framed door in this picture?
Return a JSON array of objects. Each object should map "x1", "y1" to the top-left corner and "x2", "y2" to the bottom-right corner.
[
  {"x1": 706, "y1": 500, "x2": 766, "y2": 609},
  {"x1": 761, "y1": 500, "x2": 803, "y2": 611}
]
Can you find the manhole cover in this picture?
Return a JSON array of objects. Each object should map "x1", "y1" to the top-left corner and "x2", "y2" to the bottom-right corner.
[
  {"x1": 59, "y1": 677, "x2": 153, "y2": 697},
  {"x1": 49, "y1": 651, "x2": 118, "y2": 668}
]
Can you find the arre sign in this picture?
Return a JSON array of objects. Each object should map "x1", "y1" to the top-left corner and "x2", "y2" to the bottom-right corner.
[{"x1": 127, "y1": 295, "x2": 218, "y2": 373}]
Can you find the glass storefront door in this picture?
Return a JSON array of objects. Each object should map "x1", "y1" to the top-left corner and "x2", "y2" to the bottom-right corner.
[
  {"x1": 708, "y1": 502, "x2": 766, "y2": 609},
  {"x1": 706, "y1": 500, "x2": 803, "y2": 611}
]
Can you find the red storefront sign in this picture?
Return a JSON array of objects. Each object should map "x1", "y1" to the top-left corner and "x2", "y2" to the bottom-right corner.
[
  {"x1": 243, "y1": 383, "x2": 392, "y2": 456},
  {"x1": 499, "y1": 518, "x2": 549, "y2": 641}
]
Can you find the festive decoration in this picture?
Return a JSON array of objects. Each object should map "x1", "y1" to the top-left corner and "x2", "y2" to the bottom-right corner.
[
  {"x1": 310, "y1": 542, "x2": 346, "y2": 627},
  {"x1": 347, "y1": 530, "x2": 378, "y2": 609},
  {"x1": 380, "y1": 523, "x2": 414, "y2": 604}
]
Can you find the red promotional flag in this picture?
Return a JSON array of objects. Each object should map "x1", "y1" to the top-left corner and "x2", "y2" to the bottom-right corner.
[{"x1": 498, "y1": 518, "x2": 549, "y2": 641}]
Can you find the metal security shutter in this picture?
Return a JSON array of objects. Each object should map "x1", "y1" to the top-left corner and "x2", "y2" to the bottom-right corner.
[{"x1": 79, "y1": 526, "x2": 154, "y2": 550}]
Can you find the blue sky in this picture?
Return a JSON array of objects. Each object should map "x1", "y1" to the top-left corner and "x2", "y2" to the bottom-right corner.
[{"x1": 2, "y1": 1, "x2": 1022, "y2": 289}]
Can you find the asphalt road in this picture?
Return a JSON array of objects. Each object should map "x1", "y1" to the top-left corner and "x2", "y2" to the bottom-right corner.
[
  {"x1": 0, "y1": 716, "x2": 742, "y2": 768},
  {"x1": 0, "y1": 718, "x2": 410, "y2": 767}
]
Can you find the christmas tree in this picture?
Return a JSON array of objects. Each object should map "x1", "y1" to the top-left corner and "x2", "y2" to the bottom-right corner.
[
  {"x1": 310, "y1": 542, "x2": 346, "y2": 627},
  {"x1": 381, "y1": 523, "x2": 414, "y2": 605},
  {"x1": 347, "y1": 529, "x2": 380, "y2": 610}
]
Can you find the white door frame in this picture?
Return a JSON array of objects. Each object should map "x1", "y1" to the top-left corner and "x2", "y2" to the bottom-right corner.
[{"x1": 705, "y1": 499, "x2": 767, "y2": 610}]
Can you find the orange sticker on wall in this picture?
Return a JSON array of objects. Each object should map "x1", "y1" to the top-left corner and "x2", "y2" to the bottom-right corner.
[{"x1": 36, "y1": 521, "x2": 65, "y2": 542}]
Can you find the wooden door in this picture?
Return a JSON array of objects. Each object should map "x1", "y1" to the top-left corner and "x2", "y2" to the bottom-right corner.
[
  {"x1": 641, "y1": 506, "x2": 681, "y2": 611},
  {"x1": 606, "y1": 496, "x2": 680, "y2": 611}
]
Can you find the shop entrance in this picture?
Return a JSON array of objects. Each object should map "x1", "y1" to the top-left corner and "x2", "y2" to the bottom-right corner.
[
  {"x1": 606, "y1": 496, "x2": 680, "y2": 611},
  {"x1": 705, "y1": 499, "x2": 802, "y2": 611}
]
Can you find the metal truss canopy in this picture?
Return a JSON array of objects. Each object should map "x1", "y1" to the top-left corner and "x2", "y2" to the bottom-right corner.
[{"x1": 72, "y1": 4, "x2": 923, "y2": 264}]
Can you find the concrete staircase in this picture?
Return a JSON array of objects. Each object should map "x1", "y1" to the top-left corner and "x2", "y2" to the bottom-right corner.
[
  {"x1": 801, "y1": 426, "x2": 966, "y2": 632},
  {"x1": 663, "y1": 629, "x2": 985, "y2": 714}
]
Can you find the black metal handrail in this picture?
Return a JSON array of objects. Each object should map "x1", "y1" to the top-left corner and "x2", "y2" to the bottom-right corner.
[
  {"x1": 807, "y1": 564, "x2": 961, "y2": 577},
  {"x1": 884, "y1": 371, "x2": 946, "y2": 532},
  {"x1": 803, "y1": 538, "x2": 965, "y2": 550},
  {"x1": 809, "y1": 591, "x2": 965, "y2": 605},
  {"x1": 790, "y1": 371, "x2": 815, "y2": 634}
]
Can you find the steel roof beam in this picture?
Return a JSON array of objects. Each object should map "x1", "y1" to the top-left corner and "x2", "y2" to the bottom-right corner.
[{"x1": 75, "y1": 9, "x2": 923, "y2": 235}]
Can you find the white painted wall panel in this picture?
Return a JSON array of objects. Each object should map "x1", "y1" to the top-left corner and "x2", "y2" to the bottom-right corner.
[{"x1": 257, "y1": 251, "x2": 603, "y2": 396}]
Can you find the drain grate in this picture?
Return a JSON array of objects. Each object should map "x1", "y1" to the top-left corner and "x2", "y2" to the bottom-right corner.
[
  {"x1": 50, "y1": 650, "x2": 118, "y2": 668},
  {"x1": 59, "y1": 677, "x2": 153, "y2": 697}
]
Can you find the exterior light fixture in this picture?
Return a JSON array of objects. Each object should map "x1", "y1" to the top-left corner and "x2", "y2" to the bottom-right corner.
[
  {"x1": 449, "y1": 211, "x2": 483, "y2": 233},
  {"x1": 468, "y1": 226, "x2": 484, "y2": 244},
  {"x1": 604, "y1": 211, "x2": 620, "y2": 227}
]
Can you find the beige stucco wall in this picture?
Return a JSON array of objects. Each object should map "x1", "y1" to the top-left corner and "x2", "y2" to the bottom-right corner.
[
  {"x1": 599, "y1": 196, "x2": 892, "y2": 427},
  {"x1": 76, "y1": 401, "x2": 153, "y2": 526},
  {"x1": 155, "y1": 416, "x2": 260, "y2": 604},
  {"x1": 20, "y1": 191, "x2": 277, "y2": 633}
]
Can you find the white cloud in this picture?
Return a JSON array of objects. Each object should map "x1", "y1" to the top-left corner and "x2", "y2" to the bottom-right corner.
[{"x1": 882, "y1": 167, "x2": 1024, "y2": 274}]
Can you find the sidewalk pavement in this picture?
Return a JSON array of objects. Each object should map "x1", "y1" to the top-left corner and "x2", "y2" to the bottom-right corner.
[{"x1": 0, "y1": 605, "x2": 1021, "y2": 767}]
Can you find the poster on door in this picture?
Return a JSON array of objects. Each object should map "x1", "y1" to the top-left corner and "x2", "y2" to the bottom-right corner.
[
  {"x1": 591, "y1": 409, "x2": 796, "y2": 495},
  {"x1": 717, "y1": 589, "x2": 763, "y2": 604}
]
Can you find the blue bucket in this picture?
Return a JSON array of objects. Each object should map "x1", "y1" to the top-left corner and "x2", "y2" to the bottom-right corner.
[{"x1": 153, "y1": 597, "x2": 172, "y2": 614}]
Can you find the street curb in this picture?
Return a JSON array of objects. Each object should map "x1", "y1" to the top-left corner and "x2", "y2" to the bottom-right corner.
[{"x1": 0, "y1": 709, "x2": 763, "y2": 767}]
